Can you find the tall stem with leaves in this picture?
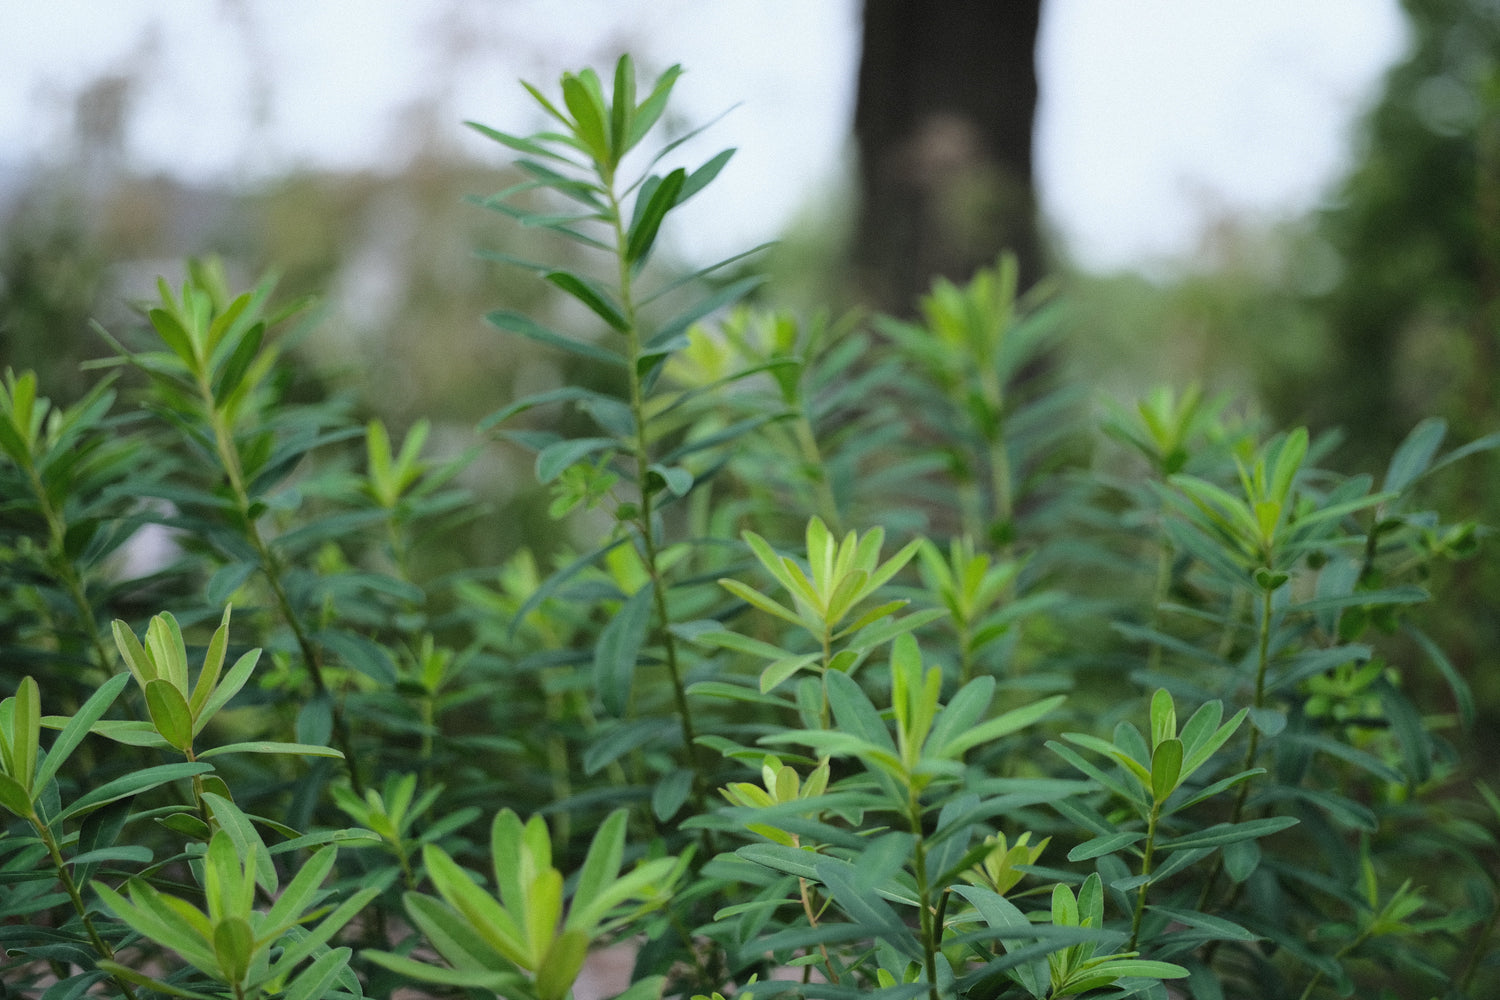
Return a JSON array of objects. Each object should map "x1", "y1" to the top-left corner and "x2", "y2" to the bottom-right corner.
[{"x1": 472, "y1": 56, "x2": 763, "y2": 808}]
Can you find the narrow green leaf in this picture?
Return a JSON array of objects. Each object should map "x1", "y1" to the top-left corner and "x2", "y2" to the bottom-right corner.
[
  {"x1": 626, "y1": 168, "x2": 685, "y2": 265},
  {"x1": 536, "y1": 437, "x2": 617, "y2": 484},
  {"x1": 561, "y1": 70, "x2": 610, "y2": 164},
  {"x1": 1382, "y1": 417, "x2": 1446, "y2": 493},
  {"x1": 610, "y1": 54, "x2": 636, "y2": 159},
  {"x1": 1067, "y1": 830, "x2": 1145, "y2": 862},
  {"x1": 718, "y1": 578, "x2": 803, "y2": 627},
  {"x1": 678, "y1": 147, "x2": 736, "y2": 204},
  {"x1": 260, "y1": 845, "x2": 336, "y2": 935},
  {"x1": 944, "y1": 695, "x2": 1065, "y2": 758},
  {"x1": 485, "y1": 310, "x2": 625, "y2": 367},
  {"x1": 59, "y1": 762, "x2": 213, "y2": 822},
  {"x1": 759, "y1": 653, "x2": 820, "y2": 694},
  {"x1": 545, "y1": 271, "x2": 628, "y2": 331},
  {"x1": 12, "y1": 676, "x2": 40, "y2": 796},
  {"x1": 281, "y1": 947, "x2": 353, "y2": 1000},
  {"x1": 112, "y1": 620, "x2": 156, "y2": 686},
  {"x1": 213, "y1": 322, "x2": 263, "y2": 401},
  {"x1": 570, "y1": 809, "x2": 626, "y2": 930},
  {"x1": 1151, "y1": 905, "x2": 1260, "y2": 942},
  {"x1": 200, "y1": 792, "x2": 276, "y2": 894},
  {"x1": 194, "y1": 649, "x2": 261, "y2": 737},
  {"x1": 1159, "y1": 815, "x2": 1298, "y2": 851},
  {"x1": 204, "y1": 554, "x2": 253, "y2": 602},
  {"x1": 625, "y1": 64, "x2": 683, "y2": 151},
  {"x1": 362, "y1": 948, "x2": 518, "y2": 990},
  {"x1": 35, "y1": 673, "x2": 130, "y2": 793},
  {"x1": 595, "y1": 587, "x2": 653, "y2": 716},
  {"x1": 189, "y1": 607, "x2": 233, "y2": 720},
  {"x1": 1149, "y1": 688, "x2": 1176, "y2": 748},
  {"x1": 198, "y1": 741, "x2": 344, "y2": 759},
  {"x1": 145, "y1": 613, "x2": 189, "y2": 694},
  {"x1": 148, "y1": 308, "x2": 198, "y2": 367},
  {"x1": 421, "y1": 845, "x2": 528, "y2": 966}
]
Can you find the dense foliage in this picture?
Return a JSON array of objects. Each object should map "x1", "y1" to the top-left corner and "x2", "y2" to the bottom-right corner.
[{"x1": 1, "y1": 56, "x2": 1497, "y2": 1000}]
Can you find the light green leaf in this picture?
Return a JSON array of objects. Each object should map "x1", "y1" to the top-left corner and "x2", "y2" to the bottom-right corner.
[
  {"x1": 1067, "y1": 830, "x2": 1145, "y2": 862},
  {"x1": 11, "y1": 676, "x2": 39, "y2": 795},
  {"x1": 0, "y1": 773, "x2": 32, "y2": 816},
  {"x1": 144, "y1": 679, "x2": 194, "y2": 753},
  {"x1": 194, "y1": 648, "x2": 261, "y2": 736},
  {"x1": 198, "y1": 741, "x2": 344, "y2": 760},
  {"x1": 112, "y1": 620, "x2": 155, "y2": 686},
  {"x1": 59, "y1": 762, "x2": 213, "y2": 822},
  {"x1": 1149, "y1": 688, "x2": 1176, "y2": 749},
  {"x1": 212, "y1": 916, "x2": 254, "y2": 983},
  {"x1": 422, "y1": 844, "x2": 527, "y2": 966},
  {"x1": 200, "y1": 792, "x2": 276, "y2": 895},
  {"x1": 759, "y1": 653, "x2": 820, "y2": 694},
  {"x1": 943, "y1": 695, "x2": 1065, "y2": 759},
  {"x1": 189, "y1": 607, "x2": 233, "y2": 719},
  {"x1": 1151, "y1": 738, "x2": 1183, "y2": 803}
]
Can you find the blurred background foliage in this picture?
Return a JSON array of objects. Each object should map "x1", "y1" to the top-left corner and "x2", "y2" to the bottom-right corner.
[{"x1": 2, "y1": 0, "x2": 1497, "y2": 748}]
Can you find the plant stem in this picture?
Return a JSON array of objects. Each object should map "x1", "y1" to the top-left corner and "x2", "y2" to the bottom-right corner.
[
  {"x1": 22, "y1": 456, "x2": 114, "y2": 676},
  {"x1": 792, "y1": 414, "x2": 842, "y2": 536},
  {"x1": 35, "y1": 817, "x2": 141, "y2": 1000},
  {"x1": 607, "y1": 188, "x2": 708, "y2": 811},
  {"x1": 1231, "y1": 584, "x2": 1277, "y2": 822},
  {"x1": 1128, "y1": 804, "x2": 1161, "y2": 951},
  {"x1": 909, "y1": 790, "x2": 941, "y2": 1000},
  {"x1": 1198, "y1": 582, "x2": 1276, "y2": 916},
  {"x1": 194, "y1": 365, "x2": 363, "y2": 794}
]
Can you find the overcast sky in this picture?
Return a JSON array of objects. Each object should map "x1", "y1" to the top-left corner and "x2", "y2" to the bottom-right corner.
[{"x1": 0, "y1": 1, "x2": 1408, "y2": 271}]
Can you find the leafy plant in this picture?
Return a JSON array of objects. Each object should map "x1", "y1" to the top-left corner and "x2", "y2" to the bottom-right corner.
[{"x1": 0, "y1": 50, "x2": 1494, "y2": 1000}]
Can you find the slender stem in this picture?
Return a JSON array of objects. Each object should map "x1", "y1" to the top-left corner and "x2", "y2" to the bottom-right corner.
[
  {"x1": 1198, "y1": 582, "x2": 1276, "y2": 917},
  {"x1": 22, "y1": 457, "x2": 114, "y2": 676},
  {"x1": 193, "y1": 364, "x2": 363, "y2": 793},
  {"x1": 34, "y1": 818, "x2": 141, "y2": 1000},
  {"x1": 1128, "y1": 804, "x2": 1161, "y2": 951},
  {"x1": 606, "y1": 188, "x2": 708, "y2": 812},
  {"x1": 792, "y1": 834, "x2": 840, "y2": 985},
  {"x1": 908, "y1": 790, "x2": 941, "y2": 1000},
  {"x1": 792, "y1": 413, "x2": 842, "y2": 536},
  {"x1": 1146, "y1": 530, "x2": 1172, "y2": 677},
  {"x1": 1230, "y1": 584, "x2": 1276, "y2": 823}
]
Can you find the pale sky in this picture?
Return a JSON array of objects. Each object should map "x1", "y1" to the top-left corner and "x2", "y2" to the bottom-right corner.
[{"x1": 0, "y1": 1, "x2": 1408, "y2": 271}]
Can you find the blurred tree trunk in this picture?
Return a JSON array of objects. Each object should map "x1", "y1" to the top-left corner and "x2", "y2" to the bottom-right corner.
[{"x1": 851, "y1": 0, "x2": 1044, "y2": 313}]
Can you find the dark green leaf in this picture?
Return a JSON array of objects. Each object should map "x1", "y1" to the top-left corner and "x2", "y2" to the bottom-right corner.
[
  {"x1": 537, "y1": 437, "x2": 617, "y2": 484},
  {"x1": 485, "y1": 310, "x2": 625, "y2": 367},
  {"x1": 1067, "y1": 831, "x2": 1145, "y2": 862},
  {"x1": 1159, "y1": 815, "x2": 1298, "y2": 851},
  {"x1": 316, "y1": 630, "x2": 398, "y2": 686},
  {"x1": 626, "y1": 168, "x2": 685, "y2": 266},
  {"x1": 651, "y1": 769, "x2": 694, "y2": 821},
  {"x1": 545, "y1": 270, "x2": 629, "y2": 331},
  {"x1": 1382, "y1": 417, "x2": 1446, "y2": 493},
  {"x1": 678, "y1": 148, "x2": 736, "y2": 203},
  {"x1": 58, "y1": 762, "x2": 213, "y2": 822},
  {"x1": 595, "y1": 587, "x2": 654, "y2": 717},
  {"x1": 35, "y1": 674, "x2": 129, "y2": 794}
]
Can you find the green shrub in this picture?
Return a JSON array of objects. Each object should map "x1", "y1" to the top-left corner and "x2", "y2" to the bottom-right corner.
[{"x1": 0, "y1": 54, "x2": 1496, "y2": 1000}]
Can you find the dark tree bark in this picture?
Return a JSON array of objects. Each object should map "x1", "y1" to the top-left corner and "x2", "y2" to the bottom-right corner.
[{"x1": 852, "y1": 0, "x2": 1044, "y2": 314}]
